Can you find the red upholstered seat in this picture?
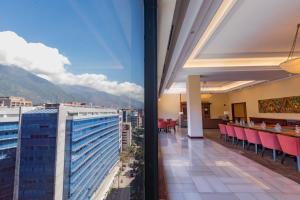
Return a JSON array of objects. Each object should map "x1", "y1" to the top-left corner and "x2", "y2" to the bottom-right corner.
[
  {"x1": 244, "y1": 128, "x2": 261, "y2": 154},
  {"x1": 158, "y1": 120, "x2": 167, "y2": 130},
  {"x1": 225, "y1": 125, "x2": 236, "y2": 144},
  {"x1": 277, "y1": 134, "x2": 300, "y2": 156},
  {"x1": 233, "y1": 126, "x2": 247, "y2": 140},
  {"x1": 245, "y1": 129, "x2": 261, "y2": 145},
  {"x1": 233, "y1": 126, "x2": 247, "y2": 148},
  {"x1": 277, "y1": 134, "x2": 300, "y2": 172},
  {"x1": 258, "y1": 131, "x2": 282, "y2": 160},
  {"x1": 218, "y1": 124, "x2": 227, "y2": 135},
  {"x1": 168, "y1": 120, "x2": 177, "y2": 132},
  {"x1": 225, "y1": 125, "x2": 236, "y2": 138},
  {"x1": 258, "y1": 131, "x2": 281, "y2": 151}
]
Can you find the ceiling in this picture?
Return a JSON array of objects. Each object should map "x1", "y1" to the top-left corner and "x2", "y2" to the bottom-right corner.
[
  {"x1": 158, "y1": 0, "x2": 300, "y2": 95},
  {"x1": 157, "y1": 0, "x2": 176, "y2": 90},
  {"x1": 198, "y1": 0, "x2": 300, "y2": 58}
]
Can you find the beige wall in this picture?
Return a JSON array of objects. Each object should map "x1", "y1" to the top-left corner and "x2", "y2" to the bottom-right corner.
[
  {"x1": 158, "y1": 94, "x2": 181, "y2": 120},
  {"x1": 227, "y1": 75, "x2": 300, "y2": 120},
  {"x1": 207, "y1": 93, "x2": 229, "y2": 119},
  {"x1": 158, "y1": 93, "x2": 229, "y2": 120},
  {"x1": 159, "y1": 76, "x2": 300, "y2": 121}
]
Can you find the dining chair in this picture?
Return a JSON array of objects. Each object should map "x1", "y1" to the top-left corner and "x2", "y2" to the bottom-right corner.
[
  {"x1": 233, "y1": 126, "x2": 247, "y2": 148},
  {"x1": 244, "y1": 128, "x2": 261, "y2": 154},
  {"x1": 277, "y1": 134, "x2": 300, "y2": 172},
  {"x1": 168, "y1": 120, "x2": 177, "y2": 132},
  {"x1": 158, "y1": 120, "x2": 167, "y2": 133},
  {"x1": 225, "y1": 125, "x2": 236, "y2": 144},
  {"x1": 258, "y1": 131, "x2": 282, "y2": 161},
  {"x1": 218, "y1": 124, "x2": 227, "y2": 141}
]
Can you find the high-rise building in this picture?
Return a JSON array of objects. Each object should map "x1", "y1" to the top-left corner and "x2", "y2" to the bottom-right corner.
[
  {"x1": 0, "y1": 107, "x2": 35, "y2": 200},
  {"x1": 13, "y1": 105, "x2": 121, "y2": 200},
  {"x1": 0, "y1": 109, "x2": 19, "y2": 200},
  {"x1": 0, "y1": 96, "x2": 32, "y2": 107},
  {"x1": 121, "y1": 122, "x2": 132, "y2": 151},
  {"x1": 130, "y1": 110, "x2": 143, "y2": 129},
  {"x1": 121, "y1": 109, "x2": 131, "y2": 123}
]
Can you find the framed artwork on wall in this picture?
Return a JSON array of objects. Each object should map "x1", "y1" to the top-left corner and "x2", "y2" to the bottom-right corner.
[{"x1": 258, "y1": 96, "x2": 300, "y2": 113}]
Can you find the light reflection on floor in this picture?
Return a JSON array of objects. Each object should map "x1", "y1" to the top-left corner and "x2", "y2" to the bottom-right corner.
[{"x1": 159, "y1": 128, "x2": 300, "y2": 200}]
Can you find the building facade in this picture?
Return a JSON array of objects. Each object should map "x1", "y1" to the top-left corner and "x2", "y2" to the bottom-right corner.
[
  {"x1": 121, "y1": 122, "x2": 132, "y2": 151},
  {"x1": 0, "y1": 96, "x2": 32, "y2": 107},
  {"x1": 122, "y1": 109, "x2": 144, "y2": 129},
  {"x1": 0, "y1": 107, "x2": 35, "y2": 200},
  {"x1": 0, "y1": 117, "x2": 19, "y2": 200},
  {"x1": 130, "y1": 110, "x2": 144, "y2": 129},
  {"x1": 13, "y1": 105, "x2": 121, "y2": 200}
]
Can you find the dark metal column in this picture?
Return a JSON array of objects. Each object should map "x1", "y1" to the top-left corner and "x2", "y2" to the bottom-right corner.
[{"x1": 144, "y1": 0, "x2": 158, "y2": 199}]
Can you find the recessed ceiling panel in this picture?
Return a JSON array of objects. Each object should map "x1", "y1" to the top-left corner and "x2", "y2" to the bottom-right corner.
[{"x1": 198, "y1": 0, "x2": 300, "y2": 58}]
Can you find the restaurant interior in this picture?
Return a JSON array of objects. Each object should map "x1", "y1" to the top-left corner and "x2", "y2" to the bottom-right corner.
[{"x1": 157, "y1": 0, "x2": 300, "y2": 199}]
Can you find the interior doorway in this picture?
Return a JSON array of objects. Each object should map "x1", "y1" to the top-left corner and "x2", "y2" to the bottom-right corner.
[{"x1": 231, "y1": 102, "x2": 247, "y2": 122}]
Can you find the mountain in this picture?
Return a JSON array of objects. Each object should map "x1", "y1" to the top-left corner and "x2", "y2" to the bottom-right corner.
[
  {"x1": 0, "y1": 64, "x2": 143, "y2": 108},
  {"x1": 59, "y1": 85, "x2": 143, "y2": 108},
  {"x1": 0, "y1": 64, "x2": 75, "y2": 103}
]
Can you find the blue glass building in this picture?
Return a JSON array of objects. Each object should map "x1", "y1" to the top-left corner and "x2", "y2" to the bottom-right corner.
[
  {"x1": 0, "y1": 120, "x2": 19, "y2": 200},
  {"x1": 14, "y1": 106, "x2": 120, "y2": 200},
  {"x1": 16, "y1": 109, "x2": 58, "y2": 200},
  {"x1": 66, "y1": 115, "x2": 120, "y2": 200}
]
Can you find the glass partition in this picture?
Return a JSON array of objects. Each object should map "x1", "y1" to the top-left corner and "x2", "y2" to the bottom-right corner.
[{"x1": 0, "y1": 1, "x2": 145, "y2": 199}]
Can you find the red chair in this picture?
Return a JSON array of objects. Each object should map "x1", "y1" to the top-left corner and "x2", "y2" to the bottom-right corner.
[
  {"x1": 218, "y1": 124, "x2": 227, "y2": 141},
  {"x1": 225, "y1": 125, "x2": 236, "y2": 144},
  {"x1": 168, "y1": 120, "x2": 177, "y2": 132},
  {"x1": 233, "y1": 126, "x2": 247, "y2": 148},
  {"x1": 258, "y1": 131, "x2": 282, "y2": 161},
  {"x1": 244, "y1": 128, "x2": 261, "y2": 154},
  {"x1": 277, "y1": 134, "x2": 300, "y2": 172},
  {"x1": 158, "y1": 120, "x2": 167, "y2": 133}
]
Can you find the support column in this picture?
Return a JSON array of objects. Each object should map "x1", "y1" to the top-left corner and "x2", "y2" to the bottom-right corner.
[{"x1": 186, "y1": 75, "x2": 203, "y2": 138}]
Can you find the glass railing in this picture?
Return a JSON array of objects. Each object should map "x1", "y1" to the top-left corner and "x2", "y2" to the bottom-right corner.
[
  {"x1": 0, "y1": 134, "x2": 17, "y2": 141},
  {"x1": 70, "y1": 138, "x2": 119, "y2": 187},
  {"x1": 71, "y1": 135, "x2": 111, "y2": 171},
  {"x1": 72, "y1": 118, "x2": 118, "y2": 132},
  {"x1": 72, "y1": 121, "x2": 118, "y2": 142},
  {"x1": 71, "y1": 133, "x2": 118, "y2": 175},
  {"x1": 71, "y1": 125, "x2": 118, "y2": 153},
  {"x1": 71, "y1": 128, "x2": 118, "y2": 163},
  {"x1": 70, "y1": 147, "x2": 119, "y2": 197},
  {"x1": 0, "y1": 124, "x2": 18, "y2": 131},
  {"x1": 0, "y1": 142, "x2": 17, "y2": 150}
]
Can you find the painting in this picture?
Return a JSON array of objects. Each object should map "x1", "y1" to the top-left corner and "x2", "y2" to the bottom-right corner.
[{"x1": 258, "y1": 96, "x2": 300, "y2": 113}]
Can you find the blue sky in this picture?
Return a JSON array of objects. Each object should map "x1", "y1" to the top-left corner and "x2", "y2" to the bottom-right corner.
[{"x1": 0, "y1": 0, "x2": 144, "y2": 86}]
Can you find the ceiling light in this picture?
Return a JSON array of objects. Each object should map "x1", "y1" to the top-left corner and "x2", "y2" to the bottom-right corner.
[
  {"x1": 201, "y1": 94, "x2": 212, "y2": 99},
  {"x1": 164, "y1": 81, "x2": 259, "y2": 94},
  {"x1": 280, "y1": 24, "x2": 300, "y2": 74},
  {"x1": 184, "y1": 57, "x2": 286, "y2": 68}
]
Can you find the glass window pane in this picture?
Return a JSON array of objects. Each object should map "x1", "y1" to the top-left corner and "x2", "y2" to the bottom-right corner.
[{"x1": 0, "y1": 1, "x2": 144, "y2": 200}]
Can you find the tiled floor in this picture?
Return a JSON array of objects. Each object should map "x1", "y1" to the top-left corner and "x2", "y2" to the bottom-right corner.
[{"x1": 159, "y1": 128, "x2": 300, "y2": 200}]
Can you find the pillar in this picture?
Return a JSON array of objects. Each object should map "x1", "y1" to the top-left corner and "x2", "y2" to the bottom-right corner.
[{"x1": 186, "y1": 75, "x2": 203, "y2": 138}]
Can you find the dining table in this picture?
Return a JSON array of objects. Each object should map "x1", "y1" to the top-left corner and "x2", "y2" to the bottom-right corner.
[{"x1": 228, "y1": 122, "x2": 300, "y2": 138}]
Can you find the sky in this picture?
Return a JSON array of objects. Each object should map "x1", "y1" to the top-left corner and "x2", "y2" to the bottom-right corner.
[{"x1": 0, "y1": 0, "x2": 144, "y2": 101}]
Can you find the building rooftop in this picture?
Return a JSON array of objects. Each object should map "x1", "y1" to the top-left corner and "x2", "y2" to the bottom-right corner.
[{"x1": 24, "y1": 109, "x2": 58, "y2": 114}]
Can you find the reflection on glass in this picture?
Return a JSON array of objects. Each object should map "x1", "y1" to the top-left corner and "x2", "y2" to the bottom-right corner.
[{"x1": 0, "y1": 0, "x2": 144, "y2": 200}]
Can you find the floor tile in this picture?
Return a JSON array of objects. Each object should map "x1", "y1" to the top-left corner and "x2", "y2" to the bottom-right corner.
[
  {"x1": 200, "y1": 193, "x2": 240, "y2": 200},
  {"x1": 159, "y1": 129, "x2": 300, "y2": 200},
  {"x1": 183, "y1": 192, "x2": 203, "y2": 200}
]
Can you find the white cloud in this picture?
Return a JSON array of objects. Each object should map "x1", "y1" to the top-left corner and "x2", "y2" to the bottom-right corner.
[{"x1": 0, "y1": 31, "x2": 144, "y2": 101}]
